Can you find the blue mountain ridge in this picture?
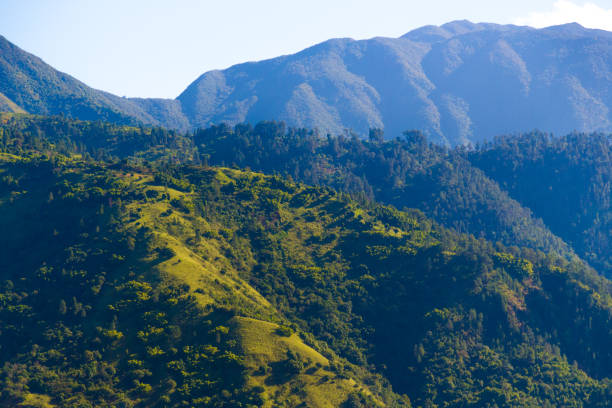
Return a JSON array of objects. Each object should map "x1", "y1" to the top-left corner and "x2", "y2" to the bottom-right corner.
[{"x1": 3, "y1": 20, "x2": 612, "y2": 145}]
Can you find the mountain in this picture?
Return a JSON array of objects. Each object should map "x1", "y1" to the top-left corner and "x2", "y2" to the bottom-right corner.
[
  {"x1": 0, "y1": 35, "x2": 189, "y2": 130},
  {"x1": 177, "y1": 21, "x2": 612, "y2": 145},
  {"x1": 0, "y1": 154, "x2": 400, "y2": 407},
  {"x1": 4, "y1": 18, "x2": 612, "y2": 407},
  {"x1": 5, "y1": 21, "x2": 612, "y2": 145},
  {"x1": 1, "y1": 122, "x2": 611, "y2": 407},
  {"x1": 192, "y1": 122, "x2": 573, "y2": 261}
]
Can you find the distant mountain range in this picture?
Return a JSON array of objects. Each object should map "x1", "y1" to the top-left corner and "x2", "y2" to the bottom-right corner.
[{"x1": 3, "y1": 20, "x2": 612, "y2": 144}]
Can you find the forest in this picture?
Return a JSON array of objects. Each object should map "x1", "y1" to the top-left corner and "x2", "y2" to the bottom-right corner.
[{"x1": 0, "y1": 113, "x2": 611, "y2": 407}]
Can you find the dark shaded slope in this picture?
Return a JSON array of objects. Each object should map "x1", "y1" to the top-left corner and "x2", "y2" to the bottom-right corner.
[{"x1": 468, "y1": 131, "x2": 612, "y2": 277}]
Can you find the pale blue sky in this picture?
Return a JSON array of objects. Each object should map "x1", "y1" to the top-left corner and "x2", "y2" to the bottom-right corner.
[{"x1": 1, "y1": 0, "x2": 611, "y2": 98}]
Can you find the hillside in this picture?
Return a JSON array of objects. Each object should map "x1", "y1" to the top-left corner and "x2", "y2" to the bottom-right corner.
[
  {"x1": 12, "y1": 114, "x2": 612, "y2": 282},
  {"x1": 192, "y1": 122, "x2": 571, "y2": 260},
  {"x1": 0, "y1": 114, "x2": 573, "y2": 267},
  {"x1": 468, "y1": 131, "x2": 612, "y2": 277},
  {"x1": 5, "y1": 21, "x2": 612, "y2": 144},
  {"x1": 0, "y1": 35, "x2": 188, "y2": 130},
  {"x1": 0, "y1": 121, "x2": 611, "y2": 406},
  {"x1": 0, "y1": 155, "x2": 397, "y2": 407}
]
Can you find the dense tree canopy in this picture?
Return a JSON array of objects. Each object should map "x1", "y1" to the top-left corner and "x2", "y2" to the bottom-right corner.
[{"x1": 0, "y1": 114, "x2": 611, "y2": 406}]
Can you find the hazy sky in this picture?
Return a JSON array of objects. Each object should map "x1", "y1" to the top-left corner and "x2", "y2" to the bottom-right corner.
[{"x1": 2, "y1": 0, "x2": 612, "y2": 98}]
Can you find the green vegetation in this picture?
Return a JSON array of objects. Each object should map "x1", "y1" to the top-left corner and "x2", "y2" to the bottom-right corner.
[
  {"x1": 192, "y1": 123, "x2": 570, "y2": 257},
  {"x1": 468, "y1": 131, "x2": 612, "y2": 276},
  {"x1": 0, "y1": 115, "x2": 611, "y2": 406},
  {"x1": 0, "y1": 115, "x2": 569, "y2": 259},
  {"x1": 0, "y1": 154, "x2": 399, "y2": 407}
]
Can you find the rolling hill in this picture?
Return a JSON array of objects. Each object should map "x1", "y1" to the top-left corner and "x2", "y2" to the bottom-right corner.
[
  {"x1": 0, "y1": 115, "x2": 612, "y2": 408},
  {"x1": 1, "y1": 135, "x2": 611, "y2": 407}
]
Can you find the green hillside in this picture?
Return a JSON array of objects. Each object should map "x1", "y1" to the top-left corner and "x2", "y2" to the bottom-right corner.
[
  {"x1": 0, "y1": 134, "x2": 611, "y2": 406},
  {"x1": 468, "y1": 131, "x2": 612, "y2": 276},
  {"x1": 0, "y1": 154, "x2": 400, "y2": 407},
  {"x1": 0, "y1": 114, "x2": 572, "y2": 262},
  {"x1": 4, "y1": 18, "x2": 612, "y2": 408}
]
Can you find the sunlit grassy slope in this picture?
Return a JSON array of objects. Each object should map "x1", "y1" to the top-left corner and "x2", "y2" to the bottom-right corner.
[
  {"x1": 116, "y1": 168, "x2": 388, "y2": 407},
  {"x1": 0, "y1": 93, "x2": 26, "y2": 114},
  {"x1": 232, "y1": 316, "x2": 383, "y2": 408},
  {"x1": 2, "y1": 153, "x2": 611, "y2": 407},
  {"x1": 0, "y1": 155, "x2": 395, "y2": 407}
]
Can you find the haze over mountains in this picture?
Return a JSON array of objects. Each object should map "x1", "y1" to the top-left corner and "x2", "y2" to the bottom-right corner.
[{"x1": 3, "y1": 20, "x2": 612, "y2": 144}]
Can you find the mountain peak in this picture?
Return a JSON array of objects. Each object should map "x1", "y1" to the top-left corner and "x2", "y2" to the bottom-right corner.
[
  {"x1": 535, "y1": 22, "x2": 612, "y2": 40},
  {"x1": 400, "y1": 20, "x2": 485, "y2": 42},
  {"x1": 541, "y1": 21, "x2": 586, "y2": 34},
  {"x1": 440, "y1": 19, "x2": 481, "y2": 34},
  {"x1": 401, "y1": 20, "x2": 524, "y2": 43}
]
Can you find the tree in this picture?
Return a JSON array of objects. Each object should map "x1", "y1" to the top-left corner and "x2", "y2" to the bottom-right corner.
[
  {"x1": 369, "y1": 128, "x2": 384, "y2": 143},
  {"x1": 58, "y1": 299, "x2": 67, "y2": 315}
]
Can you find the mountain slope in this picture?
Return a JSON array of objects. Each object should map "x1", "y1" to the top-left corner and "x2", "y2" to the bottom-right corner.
[
  {"x1": 0, "y1": 35, "x2": 189, "y2": 129},
  {"x1": 192, "y1": 122, "x2": 572, "y2": 261},
  {"x1": 468, "y1": 131, "x2": 612, "y2": 276},
  {"x1": 0, "y1": 155, "x2": 398, "y2": 407},
  {"x1": 178, "y1": 21, "x2": 612, "y2": 145},
  {"x1": 0, "y1": 113, "x2": 574, "y2": 270},
  {"x1": 0, "y1": 92, "x2": 25, "y2": 113},
  {"x1": 5, "y1": 21, "x2": 612, "y2": 144},
  {"x1": 0, "y1": 145, "x2": 611, "y2": 407}
]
